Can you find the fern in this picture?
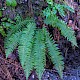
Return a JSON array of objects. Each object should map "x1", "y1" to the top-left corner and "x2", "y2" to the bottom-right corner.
[
  {"x1": 55, "y1": 3, "x2": 65, "y2": 17},
  {"x1": 4, "y1": 31, "x2": 21, "y2": 57},
  {"x1": 18, "y1": 22, "x2": 36, "y2": 79},
  {"x1": 44, "y1": 15, "x2": 77, "y2": 46},
  {"x1": 2, "y1": 16, "x2": 34, "y2": 34},
  {"x1": 54, "y1": 19, "x2": 77, "y2": 46},
  {"x1": 4, "y1": 17, "x2": 36, "y2": 79},
  {"x1": 0, "y1": 26, "x2": 6, "y2": 37},
  {"x1": 34, "y1": 29, "x2": 46, "y2": 80},
  {"x1": 43, "y1": 27, "x2": 64, "y2": 78},
  {"x1": 4, "y1": 16, "x2": 63, "y2": 80},
  {"x1": 44, "y1": 0, "x2": 77, "y2": 46},
  {"x1": 4, "y1": 0, "x2": 77, "y2": 80}
]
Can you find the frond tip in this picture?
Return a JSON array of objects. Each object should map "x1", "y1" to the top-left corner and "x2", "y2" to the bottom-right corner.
[
  {"x1": 4, "y1": 31, "x2": 20, "y2": 58},
  {"x1": 54, "y1": 19, "x2": 77, "y2": 47}
]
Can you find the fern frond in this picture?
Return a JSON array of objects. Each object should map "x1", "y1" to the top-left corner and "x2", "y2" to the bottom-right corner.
[
  {"x1": 34, "y1": 29, "x2": 46, "y2": 80},
  {"x1": 54, "y1": 18, "x2": 77, "y2": 46},
  {"x1": 3, "y1": 17, "x2": 35, "y2": 34},
  {"x1": 54, "y1": 3, "x2": 74, "y2": 17},
  {"x1": 55, "y1": 4, "x2": 65, "y2": 17},
  {"x1": 44, "y1": 15, "x2": 77, "y2": 46},
  {"x1": 63, "y1": 4, "x2": 74, "y2": 13},
  {"x1": 4, "y1": 31, "x2": 21, "y2": 58},
  {"x1": 18, "y1": 22, "x2": 36, "y2": 79},
  {"x1": 43, "y1": 27, "x2": 64, "y2": 78},
  {"x1": 0, "y1": 26, "x2": 6, "y2": 37},
  {"x1": 43, "y1": 1, "x2": 77, "y2": 46}
]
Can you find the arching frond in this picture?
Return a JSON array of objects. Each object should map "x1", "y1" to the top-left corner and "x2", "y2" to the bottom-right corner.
[
  {"x1": 54, "y1": 18, "x2": 77, "y2": 46},
  {"x1": 44, "y1": 14, "x2": 77, "y2": 46},
  {"x1": 43, "y1": 27, "x2": 64, "y2": 78},
  {"x1": 4, "y1": 31, "x2": 20, "y2": 58},
  {"x1": 43, "y1": 0, "x2": 77, "y2": 47}
]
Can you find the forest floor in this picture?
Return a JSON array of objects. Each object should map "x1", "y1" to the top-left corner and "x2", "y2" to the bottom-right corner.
[{"x1": 0, "y1": 1, "x2": 80, "y2": 80}]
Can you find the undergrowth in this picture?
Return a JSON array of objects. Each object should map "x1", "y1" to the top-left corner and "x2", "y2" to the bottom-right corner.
[{"x1": 0, "y1": 0, "x2": 77, "y2": 80}]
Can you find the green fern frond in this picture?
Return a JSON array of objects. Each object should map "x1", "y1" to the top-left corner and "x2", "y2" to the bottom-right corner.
[
  {"x1": 44, "y1": 14, "x2": 77, "y2": 46},
  {"x1": 54, "y1": 18, "x2": 77, "y2": 46},
  {"x1": 4, "y1": 31, "x2": 21, "y2": 58},
  {"x1": 3, "y1": 17, "x2": 35, "y2": 34},
  {"x1": 34, "y1": 29, "x2": 46, "y2": 80},
  {"x1": 18, "y1": 22, "x2": 36, "y2": 79},
  {"x1": 54, "y1": 3, "x2": 74, "y2": 17},
  {"x1": 18, "y1": 22, "x2": 36, "y2": 66},
  {"x1": 43, "y1": 0, "x2": 77, "y2": 46},
  {"x1": 46, "y1": 0, "x2": 53, "y2": 5},
  {"x1": 2, "y1": 22, "x2": 14, "y2": 30},
  {"x1": 55, "y1": 4, "x2": 65, "y2": 17},
  {"x1": 43, "y1": 27, "x2": 64, "y2": 78},
  {"x1": 4, "y1": 17, "x2": 36, "y2": 79},
  {"x1": 0, "y1": 26, "x2": 6, "y2": 37},
  {"x1": 63, "y1": 4, "x2": 74, "y2": 13}
]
